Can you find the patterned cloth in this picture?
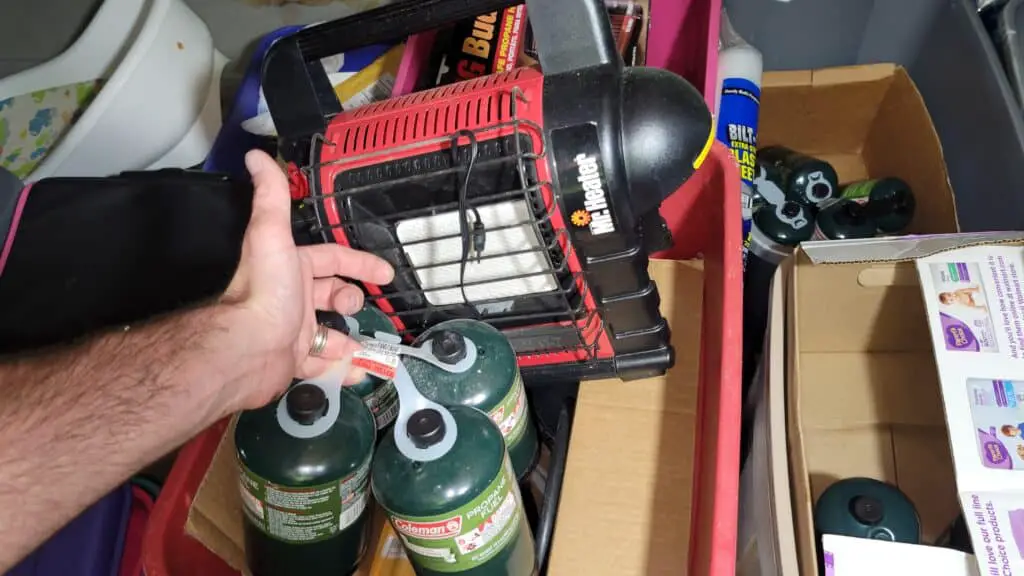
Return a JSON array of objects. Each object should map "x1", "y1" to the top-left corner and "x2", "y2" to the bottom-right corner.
[{"x1": 0, "y1": 79, "x2": 104, "y2": 179}]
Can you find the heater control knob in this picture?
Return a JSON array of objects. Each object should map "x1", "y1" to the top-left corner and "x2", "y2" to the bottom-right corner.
[{"x1": 430, "y1": 330, "x2": 468, "y2": 364}]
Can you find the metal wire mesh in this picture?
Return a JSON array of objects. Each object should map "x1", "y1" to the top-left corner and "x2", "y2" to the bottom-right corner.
[{"x1": 298, "y1": 87, "x2": 602, "y2": 359}]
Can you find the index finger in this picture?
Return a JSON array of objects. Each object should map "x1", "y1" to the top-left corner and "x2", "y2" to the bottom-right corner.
[{"x1": 300, "y1": 244, "x2": 395, "y2": 285}]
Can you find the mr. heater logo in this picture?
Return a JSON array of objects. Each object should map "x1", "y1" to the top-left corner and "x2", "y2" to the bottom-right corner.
[
  {"x1": 572, "y1": 153, "x2": 615, "y2": 236},
  {"x1": 393, "y1": 516, "x2": 463, "y2": 540}
]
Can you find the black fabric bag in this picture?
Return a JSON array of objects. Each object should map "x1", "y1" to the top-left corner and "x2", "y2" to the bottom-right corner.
[{"x1": 0, "y1": 169, "x2": 252, "y2": 354}]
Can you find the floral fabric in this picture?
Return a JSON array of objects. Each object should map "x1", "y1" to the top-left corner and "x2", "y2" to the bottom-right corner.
[{"x1": 0, "y1": 79, "x2": 103, "y2": 179}]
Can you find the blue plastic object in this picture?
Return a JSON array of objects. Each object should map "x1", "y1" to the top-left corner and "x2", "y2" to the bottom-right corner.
[
  {"x1": 202, "y1": 26, "x2": 304, "y2": 177},
  {"x1": 8, "y1": 484, "x2": 133, "y2": 576}
]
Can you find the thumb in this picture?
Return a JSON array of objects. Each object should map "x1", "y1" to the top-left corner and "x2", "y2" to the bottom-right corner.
[{"x1": 244, "y1": 150, "x2": 293, "y2": 241}]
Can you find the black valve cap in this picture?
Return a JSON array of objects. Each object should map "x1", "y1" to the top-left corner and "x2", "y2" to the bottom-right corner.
[
  {"x1": 286, "y1": 383, "x2": 329, "y2": 425},
  {"x1": 408, "y1": 408, "x2": 446, "y2": 449},
  {"x1": 431, "y1": 330, "x2": 467, "y2": 364},
  {"x1": 850, "y1": 495, "x2": 885, "y2": 525}
]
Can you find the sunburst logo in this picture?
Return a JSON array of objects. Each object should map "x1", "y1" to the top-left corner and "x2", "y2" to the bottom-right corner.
[{"x1": 570, "y1": 209, "x2": 592, "y2": 227}]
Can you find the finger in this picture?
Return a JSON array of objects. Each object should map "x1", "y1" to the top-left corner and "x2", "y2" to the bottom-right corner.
[
  {"x1": 298, "y1": 329, "x2": 367, "y2": 383},
  {"x1": 313, "y1": 277, "x2": 364, "y2": 315},
  {"x1": 300, "y1": 244, "x2": 395, "y2": 284},
  {"x1": 244, "y1": 150, "x2": 293, "y2": 240}
]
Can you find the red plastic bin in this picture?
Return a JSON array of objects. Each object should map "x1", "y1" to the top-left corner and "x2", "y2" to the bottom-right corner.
[
  {"x1": 141, "y1": 141, "x2": 741, "y2": 576},
  {"x1": 143, "y1": 0, "x2": 739, "y2": 574}
]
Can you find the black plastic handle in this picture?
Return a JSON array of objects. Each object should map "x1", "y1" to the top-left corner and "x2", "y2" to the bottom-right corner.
[
  {"x1": 535, "y1": 400, "x2": 575, "y2": 575},
  {"x1": 262, "y1": 0, "x2": 621, "y2": 141}
]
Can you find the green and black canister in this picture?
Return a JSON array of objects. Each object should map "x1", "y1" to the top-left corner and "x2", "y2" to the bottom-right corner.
[
  {"x1": 743, "y1": 201, "x2": 814, "y2": 411},
  {"x1": 373, "y1": 404, "x2": 536, "y2": 576},
  {"x1": 756, "y1": 145, "x2": 839, "y2": 206},
  {"x1": 319, "y1": 307, "x2": 401, "y2": 436},
  {"x1": 405, "y1": 319, "x2": 539, "y2": 480},
  {"x1": 236, "y1": 369, "x2": 376, "y2": 576},
  {"x1": 812, "y1": 198, "x2": 878, "y2": 241},
  {"x1": 840, "y1": 177, "x2": 917, "y2": 234}
]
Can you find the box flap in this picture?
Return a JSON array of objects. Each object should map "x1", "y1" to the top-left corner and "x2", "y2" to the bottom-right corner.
[{"x1": 801, "y1": 233, "x2": 1024, "y2": 265}]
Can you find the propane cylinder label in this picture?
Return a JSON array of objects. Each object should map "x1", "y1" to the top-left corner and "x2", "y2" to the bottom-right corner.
[
  {"x1": 353, "y1": 340, "x2": 401, "y2": 380},
  {"x1": 488, "y1": 370, "x2": 529, "y2": 448},
  {"x1": 384, "y1": 456, "x2": 524, "y2": 572},
  {"x1": 839, "y1": 179, "x2": 877, "y2": 204},
  {"x1": 364, "y1": 381, "x2": 400, "y2": 431},
  {"x1": 239, "y1": 454, "x2": 371, "y2": 544}
]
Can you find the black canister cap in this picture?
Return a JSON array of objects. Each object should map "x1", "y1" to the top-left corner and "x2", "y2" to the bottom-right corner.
[
  {"x1": 431, "y1": 330, "x2": 467, "y2": 364},
  {"x1": 408, "y1": 408, "x2": 446, "y2": 449},
  {"x1": 286, "y1": 383, "x2": 329, "y2": 425},
  {"x1": 851, "y1": 495, "x2": 885, "y2": 525},
  {"x1": 781, "y1": 201, "x2": 803, "y2": 219}
]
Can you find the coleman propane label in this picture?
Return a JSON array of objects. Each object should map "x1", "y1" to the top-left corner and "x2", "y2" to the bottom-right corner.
[
  {"x1": 552, "y1": 124, "x2": 617, "y2": 242},
  {"x1": 239, "y1": 455, "x2": 370, "y2": 544},
  {"x1": 364, "y1": 382, "x2": 400, "y2": 430},
  {"x1": 488, "y1": 370, "x2": 529, "y2": 448},
  {"x1": 384, "y1": 457, "x2": 522, "y2": 572}
]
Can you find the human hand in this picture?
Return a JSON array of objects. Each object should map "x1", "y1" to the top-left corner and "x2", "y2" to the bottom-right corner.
[{"x1": 218, "y1": 150, "x2": 393, "y2": 411}]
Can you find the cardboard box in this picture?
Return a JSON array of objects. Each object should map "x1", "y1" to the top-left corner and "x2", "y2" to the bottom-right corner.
[
  {"x1": 185, "y1": 259, "x2": 708, "y2": 575},
  {"x1": 758, "y1": 64, "x2": 958, "y2": 238},
  {"x1": 784, "y1": 233, "x2": 1024, "y2": 576},
  {"x1": 739, "y1": 63, "x2": 961, "y2": 576},
  {"x1": 915, "y1": 243, "x2": 1024, "y2": 576}
]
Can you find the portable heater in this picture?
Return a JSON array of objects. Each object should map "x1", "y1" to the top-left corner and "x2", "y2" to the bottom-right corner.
[{"x1": 264, "y1": 0, "x2": 713, "y2": 383}]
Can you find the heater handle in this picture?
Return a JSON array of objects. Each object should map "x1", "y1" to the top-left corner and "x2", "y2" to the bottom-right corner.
[{"x1": 262, "y1": 0, "x2": 620, "y2": 141}]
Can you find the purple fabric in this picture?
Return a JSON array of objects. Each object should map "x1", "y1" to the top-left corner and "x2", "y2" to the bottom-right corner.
[{"x1": 8, "y1": 484, "x2": 132, "y2": 576}]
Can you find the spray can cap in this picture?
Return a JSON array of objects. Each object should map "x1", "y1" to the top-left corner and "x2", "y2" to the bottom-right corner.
[{"x1": 286, "y1": 383, "x2": 329, "y2": 425}]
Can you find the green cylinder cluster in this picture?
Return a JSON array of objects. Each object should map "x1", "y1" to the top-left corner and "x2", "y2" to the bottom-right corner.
[{"x1": 405, "y1": 319, "x2": 539, "y2": 479}]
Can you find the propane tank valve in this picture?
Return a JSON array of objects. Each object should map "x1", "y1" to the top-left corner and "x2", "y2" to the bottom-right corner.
[{"x1": 430, "y1": 330, "x2": 468, "y2": 364}]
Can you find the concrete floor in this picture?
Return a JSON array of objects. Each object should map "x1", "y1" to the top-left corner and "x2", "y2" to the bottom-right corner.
[{"x1": 0, "y1": 0, "x2": 377, "y2": 79}]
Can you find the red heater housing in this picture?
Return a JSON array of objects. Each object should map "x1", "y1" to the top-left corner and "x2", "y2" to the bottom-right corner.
[{"x1": 265, "y1": 0, "x2": 713, "y2": 383}]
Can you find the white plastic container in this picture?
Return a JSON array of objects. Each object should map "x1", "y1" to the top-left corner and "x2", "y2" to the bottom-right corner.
[
  {"x1": 0, "y1": 0, "x2": 226, "y2": 179},
  {"x1": 714, "y1": 8, "x2": 763, "y2": 261}
]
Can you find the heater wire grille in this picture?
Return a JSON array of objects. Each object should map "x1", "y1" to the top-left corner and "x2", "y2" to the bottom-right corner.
[{"x1": 300, "y1": 87, "x2": 603, "y2": 359}]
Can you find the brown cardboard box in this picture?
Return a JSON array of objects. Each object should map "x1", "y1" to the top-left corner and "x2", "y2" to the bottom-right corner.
[
  {"x1": 740, "y1": 64, "x2": 963, "y2": 576},
  {"x1": 184, "y1": 258, "x2": 706, "y2": 575},
  {"x1": 759, "y1": 64, "x2": 958, "y2": 236}
]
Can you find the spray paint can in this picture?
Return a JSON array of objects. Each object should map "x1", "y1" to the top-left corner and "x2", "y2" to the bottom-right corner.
[
  {"x1": 813, "y1": 198, "x2": 878, "y2": 241},
  {"x1": 236, "y1": 368, "x2": 376, "y2": 576},
  {"x1": 743, "y1": 201, "x2": 814, "y2": 401},
  {"x1": 840, "y1": 177, "x2": 917, "y2": 234},
  {"x1": 715, "y1": 8, "x2": 763, "y2": 261},
  {"x1": 756, "y1": 146, "x2": 839, "y2": 207},
  {"x1": 405, "y1": 319, "x2": 539, "y2": 480},
  {"x1": 319, "y1": 307, "x2": 400, "y2": 437}
]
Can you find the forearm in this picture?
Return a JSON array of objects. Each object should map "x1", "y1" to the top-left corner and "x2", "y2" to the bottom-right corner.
[{"x1": 0, "y1": 304, "x2": 243, "y2": 571}]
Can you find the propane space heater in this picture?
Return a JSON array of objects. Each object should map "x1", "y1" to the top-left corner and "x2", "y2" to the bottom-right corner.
[{"x1": 264, "y1": 0, "x2": 713, "y2": 383}]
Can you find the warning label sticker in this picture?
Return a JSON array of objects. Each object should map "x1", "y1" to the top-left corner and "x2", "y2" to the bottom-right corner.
[{"x1": 353, "y1": 340, "x2": 402, "y2": 380}]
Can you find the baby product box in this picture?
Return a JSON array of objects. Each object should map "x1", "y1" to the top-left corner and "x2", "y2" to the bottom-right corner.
[{"x1": 916, "y1": 242, "x2": 1024, "y2": 576}]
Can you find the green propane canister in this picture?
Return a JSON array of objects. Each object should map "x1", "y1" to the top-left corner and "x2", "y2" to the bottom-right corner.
[
  {"x1": 319, "y1": 307, "x2": 401, "y2": 437},
  {"x1": 404, "y1": 319, "x2": 539, "y2": 480},
  {"x1": 840, "y1": 177, "x2": 917, "y2": 234},
  {"x1": 812, "y1": 199, "x2": 878, "y2": 241},
  {"x1": 235, "y1": 360, "x2": 376, "y2": 576},
  {"x1": 814, "y1": 477, "x2": 921, "y2": 545},
  {"x1": 756, "y1": 145, "x2": 840, "y2": 207},
  {"x1": 372, "y1": 359, "x2": 535, "y2": 576}
]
